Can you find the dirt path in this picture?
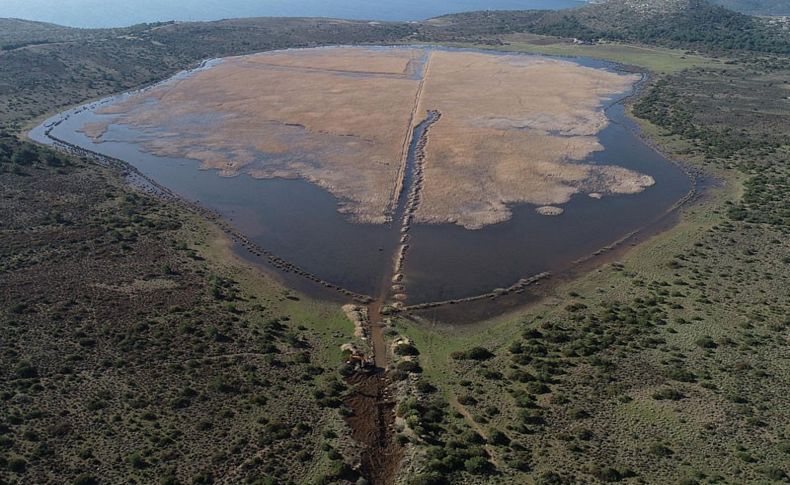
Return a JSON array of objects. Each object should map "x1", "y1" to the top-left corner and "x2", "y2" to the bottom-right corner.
[
  {"x1": 344, "y1": 371, "x2": 403, "y2": 484},
  {"x1": 367, "y1": 299, "x2": 389, "y2": 370},
  {"x1": 449, "y1": 395, "x2": 503, "y2": 469}
]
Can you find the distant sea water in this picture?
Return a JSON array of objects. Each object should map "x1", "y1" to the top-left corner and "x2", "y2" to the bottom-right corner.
[{"x1": 1, "y1": 0, "x2": 584, "y2": 28}]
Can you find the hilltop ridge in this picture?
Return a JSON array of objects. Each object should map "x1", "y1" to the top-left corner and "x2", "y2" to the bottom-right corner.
[{"x1": 429, "y1": 0, "x2": 789, "y2": 53}]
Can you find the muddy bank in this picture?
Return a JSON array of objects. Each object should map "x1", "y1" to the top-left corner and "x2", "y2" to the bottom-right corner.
[{"x1": 408, "y1": 176, "x2": 705, "y2": 325}]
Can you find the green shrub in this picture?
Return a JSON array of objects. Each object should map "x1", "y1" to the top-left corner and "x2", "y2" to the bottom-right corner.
[
  {"x1": 488, "y1": 429, "x2": 510, "y2": 445},
  {"x1": 649, "y1": 442, "x2": 674, "y2": 457},
  {"x1": 13, "y1": 361, "x2": 37, "y2": 379},
  {"x1": 463, "y1": 456, "x2": 491, "y2": 474},
  {"x1": 408, "y1": 472, "x2": 444, "y2": 485},
  {"x1": 7, "y1": 456, "x2": 27, "y2": 473},
  {"x1": 394, "y1": 343, "x2": 420, "y2": 356},
  {"x1": 396, "y1": 360, "x2": 422, "y2": 373},
  {"x1": 652, "y1": 388, "x2": 684, "y2": 401},
  {"x1": 759, "y1": 466, "x2": 787, "y2": 481},
  {"x1": 74, "y1": 474, "x2": 99, "y2": 485},
  {"x1": 695, "y1": 336, "x2": 718, "y2": 349},
  {"x1": 452, "y1": 347, "x2": 493, "y2": 361},
  {"x1": 127, "y1": 451, "x2": 147, "y2": 469}
]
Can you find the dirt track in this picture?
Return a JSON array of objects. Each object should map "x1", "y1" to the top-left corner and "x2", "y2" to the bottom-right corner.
[{"x1": 344, "y1": 372, "x2": 402, "y2": 485}]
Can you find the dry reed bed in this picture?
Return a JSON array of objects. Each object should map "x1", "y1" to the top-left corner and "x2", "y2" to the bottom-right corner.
[
  {"x1": 79, "y1": 47, "x2": 654, "y2": 230},
  {"x1": 84, "y1": 48, "x2": 423, "y2": 224},
  {"x1": 414, "y1": 50, "x2": 654, "y2": 229}
]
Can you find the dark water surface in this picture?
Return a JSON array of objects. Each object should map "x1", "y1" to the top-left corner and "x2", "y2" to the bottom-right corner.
[
  {"x1": 30, "y1": 47, "x2": 691, "y2": 304},
  {"x1": 404, "y1": 99, "x2": 690, "y2": 302},
  {"x1": 3, "y1": 0, "x2": 584, "y2": 28}
]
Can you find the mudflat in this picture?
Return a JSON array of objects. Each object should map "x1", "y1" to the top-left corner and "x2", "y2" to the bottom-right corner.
[{"x1": 81, "y1": 47, "x2": 654, "y2": 228}]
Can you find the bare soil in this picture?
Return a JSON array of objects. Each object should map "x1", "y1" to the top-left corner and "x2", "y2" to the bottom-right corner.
[{"x1": 344, "y1": 372, "x2": 403, "y2": 485}]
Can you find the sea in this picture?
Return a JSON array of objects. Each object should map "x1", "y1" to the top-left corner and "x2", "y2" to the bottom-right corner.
[{"x1": 2, "y1": 0, "x2": 584, "y2": 28}]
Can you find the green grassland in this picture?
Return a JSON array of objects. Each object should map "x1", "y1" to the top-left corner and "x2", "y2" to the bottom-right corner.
[{"x1": 429, "y1": 35, "x2": 725, "y2": 73}]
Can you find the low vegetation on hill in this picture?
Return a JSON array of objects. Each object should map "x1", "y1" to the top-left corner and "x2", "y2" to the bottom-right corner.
[
  {"x1": 427, "y1": 0, "x2": 790, "y2": 54},
  {"x1": 0, "y1": 133, "x2": 370, "y2": 484},
  {"x1": 394, "y1": 53, "x2": 788, "y2": 482},
  {"x1": 709, "y1": 0, "x2": 790, "y2": 15}
]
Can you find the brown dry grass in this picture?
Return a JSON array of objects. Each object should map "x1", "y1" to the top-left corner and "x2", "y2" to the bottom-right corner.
[
  {"x1": 78, "y1": 121, "x2": 109, "y2": 140},
  {"x1": 91, "y1": 48, "x2": 423, "y2": 223},
  {"x1": 83, "y1": 47, "x2": 654, "y2": 228},
  {"x1": 414, "y1": 50, "x2": 653, "y2": 228},
  {"x1": 241, "y1": 46, "x2": 422, "y2": 75}
]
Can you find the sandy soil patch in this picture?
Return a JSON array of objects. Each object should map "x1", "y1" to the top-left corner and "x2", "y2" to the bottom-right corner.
[
  {"x1": 241, "y1": 46, "x2": 422, "y2": 75},
  {"x1": 342, "y1": 304, "x2": 369, "y2": 339},
  {"x1": 79, "y1": 121, "x2": 110, "y2": 140}
]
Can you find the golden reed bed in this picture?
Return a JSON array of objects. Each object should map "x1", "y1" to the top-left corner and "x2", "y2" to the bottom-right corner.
[{"x1": 81, "y1": 46, "x2": 654, "y2": 228}]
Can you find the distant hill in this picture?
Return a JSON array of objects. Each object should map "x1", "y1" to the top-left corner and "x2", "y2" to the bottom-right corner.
[
  {"x1": 592, "y1": 0, "x2": 790, "y2": 16},
  {"x1": 430, "y1": 0, "x2": 790, "y2": 53},
  {"x1": 0, "y1": 18, "x2": 170, "y2": 51},
  {"x1": 708, "y1": 0, "x2": 790, "y2": 16},
  {"x1": 0, "y1": 18, "x2": 120, "y2": 51},
  {"x1": 0, "y1": 18, "x2": 77, "y2": 45}
]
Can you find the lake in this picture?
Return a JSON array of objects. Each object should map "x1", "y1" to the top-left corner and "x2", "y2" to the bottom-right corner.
[
  {"x1": 29, "y1": 47, "x2": 692, "y2": 306},
  {"x1": 2, "y1": 0, "x2": 584, "y2": 28}
]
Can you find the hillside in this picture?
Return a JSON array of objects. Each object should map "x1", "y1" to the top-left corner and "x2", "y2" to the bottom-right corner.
[
  {"x1": 708, "y1": 0, "x2": 790, "y2": 15},
  {"x1": 427, "y1": 0, "x2": 790, "y2": 53},
  {"x1": 0, "y1": 18, "x2": 76, "y2": 42},
  {"x1": 0, "y1": 18, "x2": 122, "y2": 49}
]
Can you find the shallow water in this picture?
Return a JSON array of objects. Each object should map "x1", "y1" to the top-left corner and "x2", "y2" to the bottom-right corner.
[
  {"x1": 404, "y1": 96, "x2": 690, "y2": 302},
  {"x1": 30, "y1": 47, "x2": 692, "y2": 305}
]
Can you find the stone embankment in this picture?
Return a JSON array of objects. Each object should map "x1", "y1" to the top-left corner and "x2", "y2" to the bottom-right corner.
[
  {"x1": 389, "y1": 109, "x2": 441, "y2": 307},
  {"x1": 401, "y1": 272, "x2": 551, "y2": 312}
]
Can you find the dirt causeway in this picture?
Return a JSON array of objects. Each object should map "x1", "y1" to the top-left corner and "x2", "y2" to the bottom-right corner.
[{"x1": 83, "y1": 46, "x2": 654, "y2": 229}]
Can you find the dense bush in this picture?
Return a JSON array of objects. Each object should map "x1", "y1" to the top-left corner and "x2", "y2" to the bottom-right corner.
[{"x1": 451, "y1": 346, "x2": 494, "y2": 361}]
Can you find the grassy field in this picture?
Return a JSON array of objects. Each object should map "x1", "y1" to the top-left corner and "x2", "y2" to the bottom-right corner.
[{"x1": 425, "y1": 35, "x2": 725, "y2": 73}]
